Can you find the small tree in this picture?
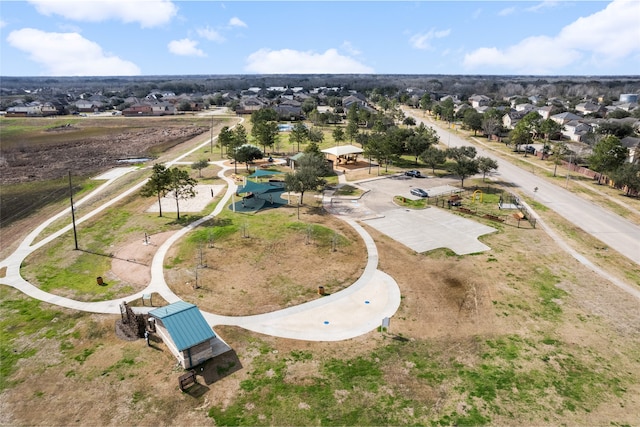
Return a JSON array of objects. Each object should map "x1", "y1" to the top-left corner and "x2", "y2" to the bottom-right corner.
[
  {"x1": 448, "y1": 158, "x2": 479, "y2": 188},
  {"x1": 290, "y1": 122, "x2": 309, "y2": 153},
  {"x1": 140, "y1": 164, "x2": 171, "y2": 217},
  {"x1": 610, "y1": 163, "x2": 640, "y2": 196},
  {"x1": 463, "y1": 110, "x2": 483, "y2": 136},
  {"x1": 588, "y1": 135, "x2": 628, "y2": 183},
  {"x1": 332, "y1": 127, "x2": 345, "y2": 145},
  {"x1": 477, "y1": 156, "x2": 498, "y2": 181},
  {"x1": 218, "y1": 126, "x2": 234, "y2": 156},
  {"x1": 308, "y1": 127, "x2": 324, "y2": 144},
  {"x1": 191, "y1": 159, "x2": 209, "y2": 177},
  {"x1": 229, "y1": 124, "x2": 248, "y2": 174},
  {"x1": 284, "y1": 152, "x2": 328, "y2": 205},
  {"x1": 405, "y1": 133, "x2": 429, "y2": 165},
  {"x1": 167, "y1": 167, "x2": 197, "y2": 220},
  {"x1": 446, "y1": 146, "x2": 478, "y2": 187},
  {"x1": 509, "y1": 122, "x2": 532, "y2": 154},
  {"x1": 402, "y1": 116, "x2": 416, "y2": 127},
  {"x1": 420, "y1": 147, "x2": 447, "y2": 175},
  {"x1": 550, "y1": 141, "x2": 569, "y2": 177},
  {"x1": 235, "y1": 145, "x2": 263, "y2": 170}
]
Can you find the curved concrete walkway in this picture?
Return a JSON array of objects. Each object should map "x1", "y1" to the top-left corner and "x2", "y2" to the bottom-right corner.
[{"x1": 0, "y1": 128, "x2": 402, "y2": 342}]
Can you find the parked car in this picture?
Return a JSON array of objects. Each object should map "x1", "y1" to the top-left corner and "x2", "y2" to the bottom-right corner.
[
  {"x1": 410, "y1": 188, "x2": 429, "y2": 198},
  {"x1": 404, "y1": 170, "x2": 423, "y2": 178}
]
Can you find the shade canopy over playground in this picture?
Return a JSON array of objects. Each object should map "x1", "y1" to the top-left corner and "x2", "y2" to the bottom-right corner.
[
  {"x1": 248, "y1": 169, "x2": 284, "y2": 178},
  {"x1": 237, "y1": 180, "x2": 276, "y2": 194},
  {"x1": 321, "y1": 145, "x2": 364, "y2": 156}
]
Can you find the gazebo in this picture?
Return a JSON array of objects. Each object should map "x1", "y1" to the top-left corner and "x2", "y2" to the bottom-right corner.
[{"x1": 321, "y1": 145, "x2": 364, "y2": 166}]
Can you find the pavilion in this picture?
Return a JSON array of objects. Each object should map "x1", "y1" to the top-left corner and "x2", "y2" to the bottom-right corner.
[{"x1": 321, "y1": 145, "x2": 364, "y2": 167}]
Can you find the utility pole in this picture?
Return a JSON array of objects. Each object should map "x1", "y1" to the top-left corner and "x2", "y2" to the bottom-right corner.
[
  {"x1": 68, "y1": 171, "x2": 78, "y2": 250},
  {"x1": 210, "y1": 113, "x2": 214, "y2": 156}
]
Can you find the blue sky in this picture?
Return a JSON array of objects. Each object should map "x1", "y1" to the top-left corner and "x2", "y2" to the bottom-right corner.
[{"x1": 1, "y1": 0, "x2": 639, "y2": 76}]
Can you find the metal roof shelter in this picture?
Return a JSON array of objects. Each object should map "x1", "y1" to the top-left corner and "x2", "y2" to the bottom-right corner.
[
  {"x1": 321, "y1": 145, "x2": 364, "y2": 157},
  {"x1": 149, "y1": 301, "x2": 215, "y2": 352}
]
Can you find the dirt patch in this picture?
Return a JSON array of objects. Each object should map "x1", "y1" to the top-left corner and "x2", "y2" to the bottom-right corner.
[
  {"x1": 0, "y1": 125, "x2": 209, "y2": 184},
  {"x1": 110, "y1": 231, "x2": 176, "y2": 287},
  {"x1": 167, "y1": 208, "x2": 367, "y2": 316}
]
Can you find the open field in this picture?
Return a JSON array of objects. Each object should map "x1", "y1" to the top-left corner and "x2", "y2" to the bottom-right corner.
[
  {"x1": 0, "y1": 114, "x2": 237, "y2": 231},
  {"x1": 1, "y1": 115, "x2": 640, "y2": 426}
]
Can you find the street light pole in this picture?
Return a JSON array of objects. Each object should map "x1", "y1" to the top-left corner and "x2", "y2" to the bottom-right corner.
[{"x1": 565, "y1": 152, "x2": 573, "y2": 188}]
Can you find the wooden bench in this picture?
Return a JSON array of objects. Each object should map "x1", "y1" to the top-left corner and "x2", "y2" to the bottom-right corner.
[{"x1": 179, "y1": 370, "x2": 197, "y2": 391}]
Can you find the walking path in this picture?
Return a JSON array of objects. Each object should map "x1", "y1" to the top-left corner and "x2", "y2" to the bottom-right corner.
[{"x1": 0, "y1": 125, "x2": 402, "y2": 342}]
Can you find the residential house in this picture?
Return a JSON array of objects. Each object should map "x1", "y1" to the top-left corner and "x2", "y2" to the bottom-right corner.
[
  {"x1": 343, "y1": 94, "x2": 374, "y2": 112},
  {"x1": 468, "y1": 94, "x2": 491, "y2": 109},
  {"x1": 621, "y1": 136, "x2": 640, "y2": 164},
  {"x1": 236, "y1": 97, "x2": 267, "y2": 114},
  {"x1": 551, "y1": 111, "x2": 582, "y2": 126},
  {"x1": 515, "y1": 103, "x2": 535, "y2": 113},
  {"x1": 502, "y1": 110, "x2": 525, "y2": 130},
  {"x1": 122, "y1": 103, "x2": 153, "y2": 116},
  {"x1": 148, "y1": 301, "x2": 230, "y2": 369},
  {"x1": 537, "y1": 106, "x2": 554, "y2": 120},
  {"x1": 150, "y1": 101, "x2": 176, "y2": 116},
  {"x1": 575, "y1": 101, "x2": 605, "y2": 116},
  {"x1": 6, "y1": 102, "x2": 59, "y2": 117},
  {"x1": 76, "y1": 100, "x2": 98, "y2": 113},
  {"x1": 562, "y1": 120, "x2": 592, "y2": 142},
  {"x1": 528, "y1": 95, "x2": 544, "y2": 105}
]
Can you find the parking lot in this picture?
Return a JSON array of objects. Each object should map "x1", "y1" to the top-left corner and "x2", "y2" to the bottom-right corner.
[{"x1": 333, "y1": 175, "x2": 496, "y2": 255}]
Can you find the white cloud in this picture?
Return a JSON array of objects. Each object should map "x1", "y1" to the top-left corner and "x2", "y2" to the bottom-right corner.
[
  {"x1": 409, "y1": 29, "x2": 451, "y2": 50},
  {"x1": 168, "y1": 38, "x2": 206, "y2": 57},
  {"x1": 229, "y1": 17, "x2": 247, "y2": 28},
  {"x1": 498, "y1": 7, "x2": 516, "y2": 16},
  {"x1": 341, "y1": 41, "x2": 361, "y2": 56},
  {"x1": 0, "y1": 19, "x2": 6, "y2": 29},
  {"x1": 197, "y1": 27, "x2": 225, "y2": 43},
  {"x1": 28, "y1": 0, "x2": 177, "y2": 28},
  {"x1": 7, "y1": 28, "x2": 140, "y2": 76},
  {"x1": 245, "y1": 48, "x2": 374, "y2": 74},
  {"x1": 526, "y1": 1, "x2": 559, "y2": 13},
  {"x1": 463, "y1": 0, "x2": 640, "y2": 73}
]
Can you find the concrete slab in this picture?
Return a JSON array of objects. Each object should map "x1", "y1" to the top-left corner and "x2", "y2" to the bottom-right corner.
[{"x1": 362, "y1": 208, "x2": 496, "y2": 255}]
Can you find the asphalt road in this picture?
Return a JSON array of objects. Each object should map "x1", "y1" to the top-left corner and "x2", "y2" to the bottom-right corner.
[{"x1": 406, "y1": 111, "x2": 640, "y2": 266}]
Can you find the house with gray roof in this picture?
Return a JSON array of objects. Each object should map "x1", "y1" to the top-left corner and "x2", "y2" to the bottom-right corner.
[
  {"x1": 551, "y1": 111, "x2": 582, "y2": 125},
  {"x1": 149, "y1": 301, "x2": 230, "y2": 369},
  {"x1": 562, "y1": 120, "x2": 592, "y2": 142},
  {"x1": 621, "y1": 136, "x2": 640, "y2": 164}
]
